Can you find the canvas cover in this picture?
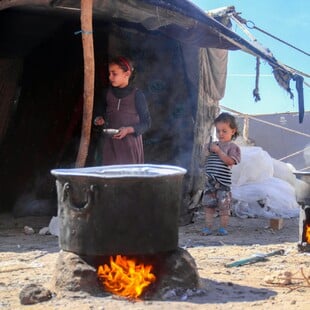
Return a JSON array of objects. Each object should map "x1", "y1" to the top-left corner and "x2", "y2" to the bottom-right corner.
[
  {"x1": 0, "y1": 6, "x2": 227, "y2": 220},
  {"x1": 0, "y1": 0, "x2": 302, "y2": 220}
]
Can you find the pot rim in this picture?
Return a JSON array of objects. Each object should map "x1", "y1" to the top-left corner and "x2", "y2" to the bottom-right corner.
[{"x1": 51, "y1": 164, "x2": 187, "y2": 179}]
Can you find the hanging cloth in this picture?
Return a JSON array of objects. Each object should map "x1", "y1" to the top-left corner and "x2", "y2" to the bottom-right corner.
[
  {"x1": 293, "y1": 74, "x2": 304, "y2": 123},
  {"x1": 253, "y1": 57, "x2": 261, "y2": 102}
]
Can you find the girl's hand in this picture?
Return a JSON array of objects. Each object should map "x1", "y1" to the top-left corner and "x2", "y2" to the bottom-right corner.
[
  {"x1": 94, "y1": 116, "x2": 105, "y2": 126},
  {"x1": 113, "y1": 127, "x2": 134, "y2": 139}
]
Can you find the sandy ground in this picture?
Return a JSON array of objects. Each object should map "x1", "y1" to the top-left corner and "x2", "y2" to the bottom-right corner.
[{"x1": 1, "y1": 211, "x2": 310, "y2": 310}]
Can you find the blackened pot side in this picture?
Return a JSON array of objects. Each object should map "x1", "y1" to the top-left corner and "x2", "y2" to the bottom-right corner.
[{"x1": 51, "y1": 164, "x2": 187, "y2": 256}]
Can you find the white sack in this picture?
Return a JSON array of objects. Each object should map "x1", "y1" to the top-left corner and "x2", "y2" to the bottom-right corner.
[
  {"x1": 232, "y1": 177, "x2": 299, "y2": 219},
  {"x1": 48, "y1": 216, "x2": 59, "y2": 237},
  {"x1": 272, "y1": 159, "x2": 296, "y2": 187},
  {"x1": 231, "y1": 146, "x2": 273, "y2": 186}
]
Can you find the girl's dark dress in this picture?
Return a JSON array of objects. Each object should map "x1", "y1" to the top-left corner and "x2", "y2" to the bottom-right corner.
[{"x1": 95, "y1": 85, "x2": 151, "y2": 165}]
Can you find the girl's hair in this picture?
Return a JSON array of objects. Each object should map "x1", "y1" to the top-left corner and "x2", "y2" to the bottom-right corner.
[
  {"x1": 109, "y1": 56, "x2": 135, "y2": 82},
  {"x1": 214, "y1": 112, "x2": 239, "y2": 140},
  {"x1": 109, "y1": 56, "x2": 133, "y2": 72}
]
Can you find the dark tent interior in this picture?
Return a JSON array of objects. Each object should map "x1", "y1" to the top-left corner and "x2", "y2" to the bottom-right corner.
[{"x1": 0, "y1": 7, "x2": 199, "y2": 217}]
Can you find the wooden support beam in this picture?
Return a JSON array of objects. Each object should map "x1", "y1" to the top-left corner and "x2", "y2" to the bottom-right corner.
[{"x1": 75, "y1": 0, "x2": 94, "y2": 168}]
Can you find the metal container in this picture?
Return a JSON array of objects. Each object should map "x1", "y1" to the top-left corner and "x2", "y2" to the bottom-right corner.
[
  {"x1": 293, "y1": 171, "x2": 310, "y2": 186},
  {"x1": 102, "y1": 128, "x2": 120, "y2": 136},
  {"x1": 293, "y1": 171, "x2": 310, "y2": 252},
  {"x1": 298, "y1": 202, "x2": 310, "y2": 252},
  {"x1": 51, "y1": 164, "x2": 187, "y2": 256}
]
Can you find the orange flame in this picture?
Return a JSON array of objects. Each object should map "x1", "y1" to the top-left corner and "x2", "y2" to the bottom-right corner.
[
  {"x1": 97, "y1": 255, "x2": 156, "y2": 299},
  {"x1": 306, "y1": 224, "x2": 310, "y2": 243}
]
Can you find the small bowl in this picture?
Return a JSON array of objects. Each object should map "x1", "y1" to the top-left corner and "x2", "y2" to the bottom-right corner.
[{"x1": 102, "y1": 129, "x2": 120, "y2": 136}]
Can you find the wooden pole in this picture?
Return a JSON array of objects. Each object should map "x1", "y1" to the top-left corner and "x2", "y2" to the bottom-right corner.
[{"x1": 75, "y1": 0, "x2": 94, "y2": 168}]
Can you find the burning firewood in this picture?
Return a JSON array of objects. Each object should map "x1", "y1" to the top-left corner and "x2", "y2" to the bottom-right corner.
[{"x1": 97, "y1": 255, "x2": 156, "y2": 300}]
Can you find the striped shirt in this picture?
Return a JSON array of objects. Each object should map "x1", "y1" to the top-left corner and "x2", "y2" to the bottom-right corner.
[{"x1": 205, "y1": 141, "x2": 241, "y2": 188}]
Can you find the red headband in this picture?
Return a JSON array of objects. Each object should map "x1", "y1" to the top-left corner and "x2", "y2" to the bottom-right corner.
[{"x1": 118, "y1": 56, "x2": 131, "y2": 72}]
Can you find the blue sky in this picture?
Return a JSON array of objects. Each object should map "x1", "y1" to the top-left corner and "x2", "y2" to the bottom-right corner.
[{"x1": 190, "y1": 0, "x2": 309, "y2": 115}]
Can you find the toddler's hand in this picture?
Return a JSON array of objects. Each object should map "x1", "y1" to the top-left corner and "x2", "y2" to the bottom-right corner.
[{"x1": 209, "y1": 143, "x2": 220, "y2": 153}]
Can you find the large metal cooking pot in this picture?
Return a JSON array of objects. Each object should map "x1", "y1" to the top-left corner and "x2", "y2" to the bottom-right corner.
[
  {"x1": 51, "y1": 164, "x2": 187, "y2": 256},
  {"x1": 293, "y1": 170, "x2": 310, "y2": 203},
  {"x1": 293, "y1": 171, "x2": 310, "y2": 187}
]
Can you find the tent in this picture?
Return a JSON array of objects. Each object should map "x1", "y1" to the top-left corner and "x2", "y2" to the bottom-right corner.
[{"x1": 0, "y1": 0, "x2": 304, "y2": 223}]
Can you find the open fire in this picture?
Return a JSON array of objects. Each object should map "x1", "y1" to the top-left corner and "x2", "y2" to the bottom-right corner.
[
  {"x1": 294, "y1": 171, "x2": 310, "y2": 252},
  {"x1": 298, "y1": 201, "x2": 310, "y2": 252},
  {"x1": 97, "y1": 255, "x2": 156, "y2": 299},
  {"x1": 305, "y1": 224, "x2": 310, "y2": 244}
]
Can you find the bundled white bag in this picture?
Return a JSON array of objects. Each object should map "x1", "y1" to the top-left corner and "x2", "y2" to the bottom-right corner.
[
  {"x1": 232, "y1": 177, "x2": 299, "y2": 219},
  {"x1": 232, "y1": 146, "x2": 273, "y2": 186},
  {"x1": 231, "y1": 146, "x2": 300, "y2": 219}
]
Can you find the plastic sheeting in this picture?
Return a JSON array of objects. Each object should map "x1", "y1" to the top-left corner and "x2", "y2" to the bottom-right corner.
[{"x1": 231, "y1": 146, "x2": 300, "y2": 219}]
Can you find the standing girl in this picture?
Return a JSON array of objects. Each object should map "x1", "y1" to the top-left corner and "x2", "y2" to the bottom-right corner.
[
  {"x1": 93, "y1": 56, "x2": 151, "y2": 165},
  {"x1": 201, "y1": 112, "x2": 241, "y2": 236}
]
